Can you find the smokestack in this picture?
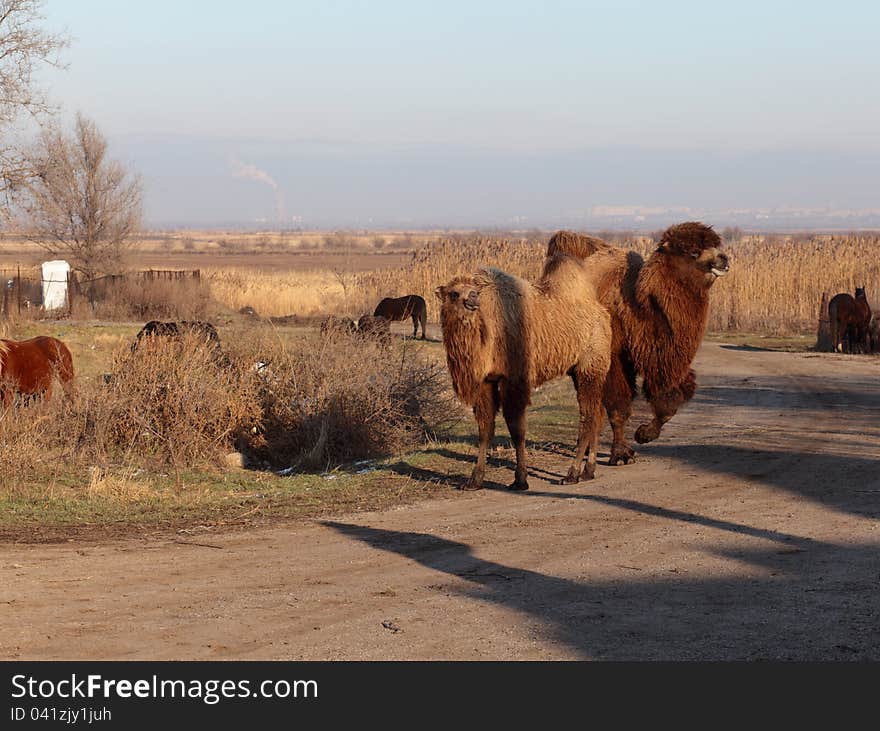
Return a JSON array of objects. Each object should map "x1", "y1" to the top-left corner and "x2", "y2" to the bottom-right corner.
[{"x1": 230, "y1": 158, "x2": 286, "y2": 224}]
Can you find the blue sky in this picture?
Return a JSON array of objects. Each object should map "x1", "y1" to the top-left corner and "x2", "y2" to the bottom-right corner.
[{"x1": 36, "y1": 1, "x2": 880, "y2": 227}]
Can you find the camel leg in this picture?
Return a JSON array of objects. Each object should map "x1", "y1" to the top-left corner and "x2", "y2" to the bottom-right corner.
[
  {"x1": 605, "y1": 355, "x2": 636, "y2": 465},
  {"x1": 463, "y1": 381, "x2": 499, "y2": 490},
  {"x1": 501, "y1": 384, "x2": 530, "y2": 491},
  {"x1": 562, "y1": 370, "x2": 605, "y2": 484},
  {"x1": 635, "y1": 370, "x2": 697, "y2": 444}
]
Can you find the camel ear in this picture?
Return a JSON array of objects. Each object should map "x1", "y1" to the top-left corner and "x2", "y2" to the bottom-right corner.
[{"x1": 434, "y1": 286, "x2": 445, "y2": 301}]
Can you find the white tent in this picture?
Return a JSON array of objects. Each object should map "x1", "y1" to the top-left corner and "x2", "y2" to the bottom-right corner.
[{"x1": 41, "y1": 260, "x2": 70, "y2": 311}]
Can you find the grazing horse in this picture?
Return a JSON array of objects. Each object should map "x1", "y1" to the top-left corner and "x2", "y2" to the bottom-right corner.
[
  {"x1": 373, "y1": 295, "x2": 427, "y2": 339},
  {"x1": 320, "y1": 315, "x2": 358, "y2": 336},
  {"x1": 356, "y1": 314, "x2": 392, "y2": 345},
  {"x1": 829, "y1": 288, "x2": 872, "y2": 353},
  {"x1": 0, "y1": 336, "x2": 75, "y2": 405},
  {"x1": 131, "y1": 320, "x2": 228, "y2": 365}
]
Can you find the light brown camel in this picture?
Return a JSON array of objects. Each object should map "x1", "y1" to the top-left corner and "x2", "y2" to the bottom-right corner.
[{"x1": 436, "y1": 253, "x2": 611, "y2": 491}]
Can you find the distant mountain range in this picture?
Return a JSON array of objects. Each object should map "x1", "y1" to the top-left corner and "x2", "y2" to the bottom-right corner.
[{"x1": 118, "y1": 134, "x2": 880, "y2": 231}]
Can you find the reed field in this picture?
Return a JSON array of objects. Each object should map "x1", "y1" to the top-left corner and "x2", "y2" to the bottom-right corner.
[
  {"x1": 201, "y1": 232, "x2": 880, "y2": 335},
  {"x1": 3, "y1": 229, "x2": 880, "y2": 332}
]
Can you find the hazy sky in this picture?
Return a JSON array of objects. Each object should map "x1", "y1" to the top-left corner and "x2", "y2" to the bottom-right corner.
[{"x1": 36, "y1": 1, "x2": 880, "y2": 227}]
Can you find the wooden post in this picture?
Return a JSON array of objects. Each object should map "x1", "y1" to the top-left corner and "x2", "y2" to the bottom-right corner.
[{"x1": 816, "y1": 291, "x2": 832, "y2": 352}]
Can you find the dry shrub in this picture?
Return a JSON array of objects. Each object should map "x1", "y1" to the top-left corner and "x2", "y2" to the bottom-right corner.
[
  {"x1": 94, "y1": 277, "x2": 212, "y2": 320},
  {"x1": 0, "y1": 398, "x2": 61, "y2": 490},
  {"x1": 66, "y1": 276, "x2": 213, "y2": 321},
  {"x1": 77, "y1": 334, "x2": 261, "y2": 476},
  {"x1": 234, "y1": 327, "x2": 459, "y2": 470}
]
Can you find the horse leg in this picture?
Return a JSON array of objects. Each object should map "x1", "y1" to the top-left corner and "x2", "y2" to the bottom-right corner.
[
  {"x1": 411, "y1": 312, "x2": 418, "y2": 339},
  {"x1": 562, "y1": 369, "x2": 605, "y2": 484},
  {"x1": 501, "y1": 383, "x2": 530, "y2": 491},
  {"x1": 463, "y1": 381, "x2": 499, "y2": 490},
  {"x1": 829, "y1": 306, "x2": 841, "y2": 352},
  {"x1": 420, "y1": 309, "x2": 427, "y2": 340},
  {"x1": 605, "y1": 354, "x2": 636, "y2": 465}
]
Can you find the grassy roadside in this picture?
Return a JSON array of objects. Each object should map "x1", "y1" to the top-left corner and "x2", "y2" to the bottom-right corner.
[{"x1": 0, "y1": 319, "x2": 819, "y2": 543}]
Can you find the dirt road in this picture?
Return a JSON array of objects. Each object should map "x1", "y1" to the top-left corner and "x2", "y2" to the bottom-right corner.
[{"x1": 2, "y1": 342, "x2": 878, "y2": 660}]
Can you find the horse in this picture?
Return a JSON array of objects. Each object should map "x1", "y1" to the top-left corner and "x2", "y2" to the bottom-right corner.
[
  {"x1": 0, "y1": 336, "x2": 75, "y2": 406},
  {"x1": 320, "y1": 315, "x2": 358, "y2": 337},
  {"x1": 829, "y1": 288, "x2": 872, "y2": 353},
  {"x1": 373, "y1": 295, "x2": 427, "y2": 339},
  {"x1": 869, "y1": 315, "x2": 880, "y2": 354},
  {"x1": 356, "y1": 314, "x2": 392, "y2": 345},
  {"x1": 130, "y1": 320, "x2": 229, "y2": 367}
]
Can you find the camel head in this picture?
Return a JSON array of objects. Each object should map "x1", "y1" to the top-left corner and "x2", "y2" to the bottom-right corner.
[
  {"x1": 435, "y1": 277, "x2": 480, "y2": 318},
  {"x1": 657, "y1": 222, "x2": 729, "y2": 288}
]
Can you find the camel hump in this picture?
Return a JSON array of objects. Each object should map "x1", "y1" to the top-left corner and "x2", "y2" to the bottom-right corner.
[{"x1": 546, "y1": 230, "x2": 611, "y2": 260}]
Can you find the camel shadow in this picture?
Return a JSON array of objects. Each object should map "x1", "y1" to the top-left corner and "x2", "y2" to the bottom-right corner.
[
  {"x1": 642, "y1": 443, "x2": 880, "y2": 520},
  {"x1": 398, "y1": 442, "x2": 574, "y2": 485},
  {"x1": 322, "y1": 520, "x2": 880, "y2": 660}
]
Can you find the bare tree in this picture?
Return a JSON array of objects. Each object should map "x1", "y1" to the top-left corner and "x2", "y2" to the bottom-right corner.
[
  {"x1": 0, "y1": 0, "x2": 67, "y2": 198},
  {"x1": 20, "y1": 114, "x2": 142, "y2": 279}
]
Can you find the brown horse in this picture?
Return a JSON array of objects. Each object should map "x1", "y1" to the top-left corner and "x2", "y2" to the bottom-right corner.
[
  {"x1": 356, "y1": 314, "x2": 392, "y2": 345},
  {"x1": 373, "y1": 295, "x2": 427, "y2": 339},
  {"x1": 829, "y1": 288, "x2": 872, "y2": 353},
  {"x1": 0, "y1": 336, "x2": 75, "y2": 405}
]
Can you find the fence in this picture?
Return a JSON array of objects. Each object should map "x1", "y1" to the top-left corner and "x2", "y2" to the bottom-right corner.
[{"x1": 0, "y1": 267, "x2": 201, "y2": 317}]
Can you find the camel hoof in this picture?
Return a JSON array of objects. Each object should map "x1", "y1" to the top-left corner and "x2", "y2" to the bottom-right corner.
[
  {"x1": 608, "y1": 447, "x2": 636, "y2": 466},
  {"x1": 581, "y1": 466, "x2": 596, "y2": 481},
  {"x1": 634, "y1": 424, "x2": 658, "y2": 444},
  {"x1": 560, "y1": 472, "x2": 580, "y2": 485},
  {"x1": 459, "y1": 481, "x2": 484, "y2": 491},
  {"x1": 508, "y1": 480, "x2": 529, "y2": 491}
]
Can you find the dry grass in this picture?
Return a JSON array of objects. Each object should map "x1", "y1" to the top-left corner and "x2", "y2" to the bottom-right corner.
[
  {"x1": 354, "y1": 232, "x2": 880, "y2": 335},
  {"x1": 4, "y1": 230, "x2": 880, "y2": 335},
  {"x1": 0, "y1": 324, "x2": 458, "y2": 499},
  {"x1": 234, "y1": 327, "x2": 459, "y2": 470},
  {"x1": 206, "y1": 268, "x2": 349, "y2": 318},
  {"x1": 707, "y1": 234, "x2": 880, "y2": 334}
]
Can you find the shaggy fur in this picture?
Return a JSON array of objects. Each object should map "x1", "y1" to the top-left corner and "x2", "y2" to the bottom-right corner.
[
  {"x1": 436, "y1": 253, "x2": 611, "y2": 491},
  {"x1": 374, "y1": 295, "x2": 428, "y2": 339},
  {"x1": 0, "y1": 336, "x2": 75, "y2": 405},
  {"x1": 547, "y1": 222, "x2": 729, "y2": 464}
]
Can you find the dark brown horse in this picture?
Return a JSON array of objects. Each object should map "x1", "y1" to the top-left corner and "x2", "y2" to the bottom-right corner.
[
  {"x1": 373, "y1": 295, "x2": 427, "y2": 339},
  {"x1": 0, "y1": 336, "x2": 75, "y2": 405},
  {"x1": 829, "y1": 288, "x2": 872, "y2": 353},
  {"x1": 356, "y1": 314, "x2": 392, "y2": 345}
]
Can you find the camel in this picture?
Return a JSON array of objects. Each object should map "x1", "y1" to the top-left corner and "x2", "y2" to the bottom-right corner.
[
  {"x1": 547, "y1": 222, "x2": 729, "y2": 465},
  {"x1": 436, "y1": 253, "x2": 611, "y2": 491}
]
